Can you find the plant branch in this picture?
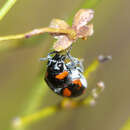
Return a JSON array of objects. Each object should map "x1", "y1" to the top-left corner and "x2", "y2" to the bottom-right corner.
[
  {"x1": 0, "y1": 27, "x2": 76, "y2": 42},
  {"x1": 12, "y1": 81, "x2": 105, "y2": 128},
  {"x1": 121, "y1": 119, "x2": 130, "y2": 130},
  {"x1": 84, "y1": 55, "x2": 112, "y2": 78},
  {"x1": 84, "y1": 59, "x2": 99, "y2": 78},
  {"x1": 0, "y1": 0, "x2": 17, "y2": 21}
]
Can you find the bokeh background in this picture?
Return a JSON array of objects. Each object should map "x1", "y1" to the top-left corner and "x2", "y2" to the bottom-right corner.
[{"x1": 0, "y1": 0, "x2": 130, "y2": 130}]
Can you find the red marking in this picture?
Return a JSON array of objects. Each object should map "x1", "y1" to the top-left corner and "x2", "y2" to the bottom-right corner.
[
  {"x1": 56, "y1": 71, "x2": 68, "y2": 80},
  {"x1": 72, "y1": 79, "x2": 82, "y2": 87},
  {"x1": 63, "y1": 88, "x2": 71, "y2": 97}
]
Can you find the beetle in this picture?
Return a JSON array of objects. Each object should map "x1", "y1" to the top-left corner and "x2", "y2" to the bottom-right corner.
[{"x1": 40, "y1": 52, "x2": 87, "y2": 97}]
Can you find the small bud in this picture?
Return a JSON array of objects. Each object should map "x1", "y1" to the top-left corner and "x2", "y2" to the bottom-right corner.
[
  {"x1": 98, "y1": 55, "x2": 112, "y2": 63},
  {"x1": 12, "y1": 117, "x2": 22, "y2": 128},
  {"x1": 97, "y1": 81, "x2": 105, "y2": 91},
  {"x1": 92, "y1": 89, "x2": 98, "y2": 99},
  {"x1": 61, "y1": 98, "x2": 77, "y2": 109},
  {"x1": 89, "y1": 99, "x2": 96, "y2": 106}
]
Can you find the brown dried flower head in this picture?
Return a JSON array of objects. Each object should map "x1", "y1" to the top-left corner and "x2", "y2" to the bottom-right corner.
[{"x1": 50, "y1": 9, "x2": 94, "y2": 52}]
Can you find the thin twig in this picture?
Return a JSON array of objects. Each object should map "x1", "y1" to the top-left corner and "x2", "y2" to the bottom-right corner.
[
  {"x1": 0, "y1": 27, "x2": 76, "y2": 42},
  {"x1": 0, "y1": 0, "x2": 17, "y2": 21},
  {"x1": 84, "y1": 55, "x2": 112, "y2": 78},
  {"x1": 12, "y1": 80, "x2": 105, "y2": 128},
  {"x1": 13, "y1": 106, "x2": 58, "y2": 128},
  {"x1": 121, "y1": 119, "x2": 130, "y2": 130},
  {"x1": 84, "y1": 59, "x2": 99, "y2": 78}
]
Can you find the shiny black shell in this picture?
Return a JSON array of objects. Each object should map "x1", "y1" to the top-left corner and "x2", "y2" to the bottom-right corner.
[{"x1": 45, "y1": 53, "x2": 87, "y2": 97}]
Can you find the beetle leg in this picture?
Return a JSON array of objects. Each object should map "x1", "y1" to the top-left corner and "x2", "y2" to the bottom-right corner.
[
  {"x1": 40, "y1": 51, "x2": 58, "y2": 61},
  {"x1": 66, "y1": 51, "x2": 84, "y2": 72}
]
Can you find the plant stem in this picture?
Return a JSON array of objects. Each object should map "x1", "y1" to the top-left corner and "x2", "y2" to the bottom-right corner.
[
  {"x1": 0, "y1": 27, "x2": 76, "y2": 42},
  {"x1": 84, "y1": 59, "x2": 99, "y2": 78},
  {"x1": 121, "y1": 119, "x2": 130, "y2": 130},
  {"x1": 0, "y1": 0, "x2": 17, "y2": 21},
  {"x1": 12, "y1": 80, "x2": 105, "y2": 128}
]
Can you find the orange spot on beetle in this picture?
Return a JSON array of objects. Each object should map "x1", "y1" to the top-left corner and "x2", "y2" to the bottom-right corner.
[
  {"x1": 63, "y1": 88, "x2": 71, "y2": 97},
  {"x1": 56, "y1": 71, "x2": 68, "y2": 80},
  {"x1": 72, "y1": 79, "x2": 82, "y2": 87}
]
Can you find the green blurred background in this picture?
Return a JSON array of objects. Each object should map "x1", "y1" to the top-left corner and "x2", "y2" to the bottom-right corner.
[{"x1": 0, "y1": 0, "x2": 130, "y2": 130}]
